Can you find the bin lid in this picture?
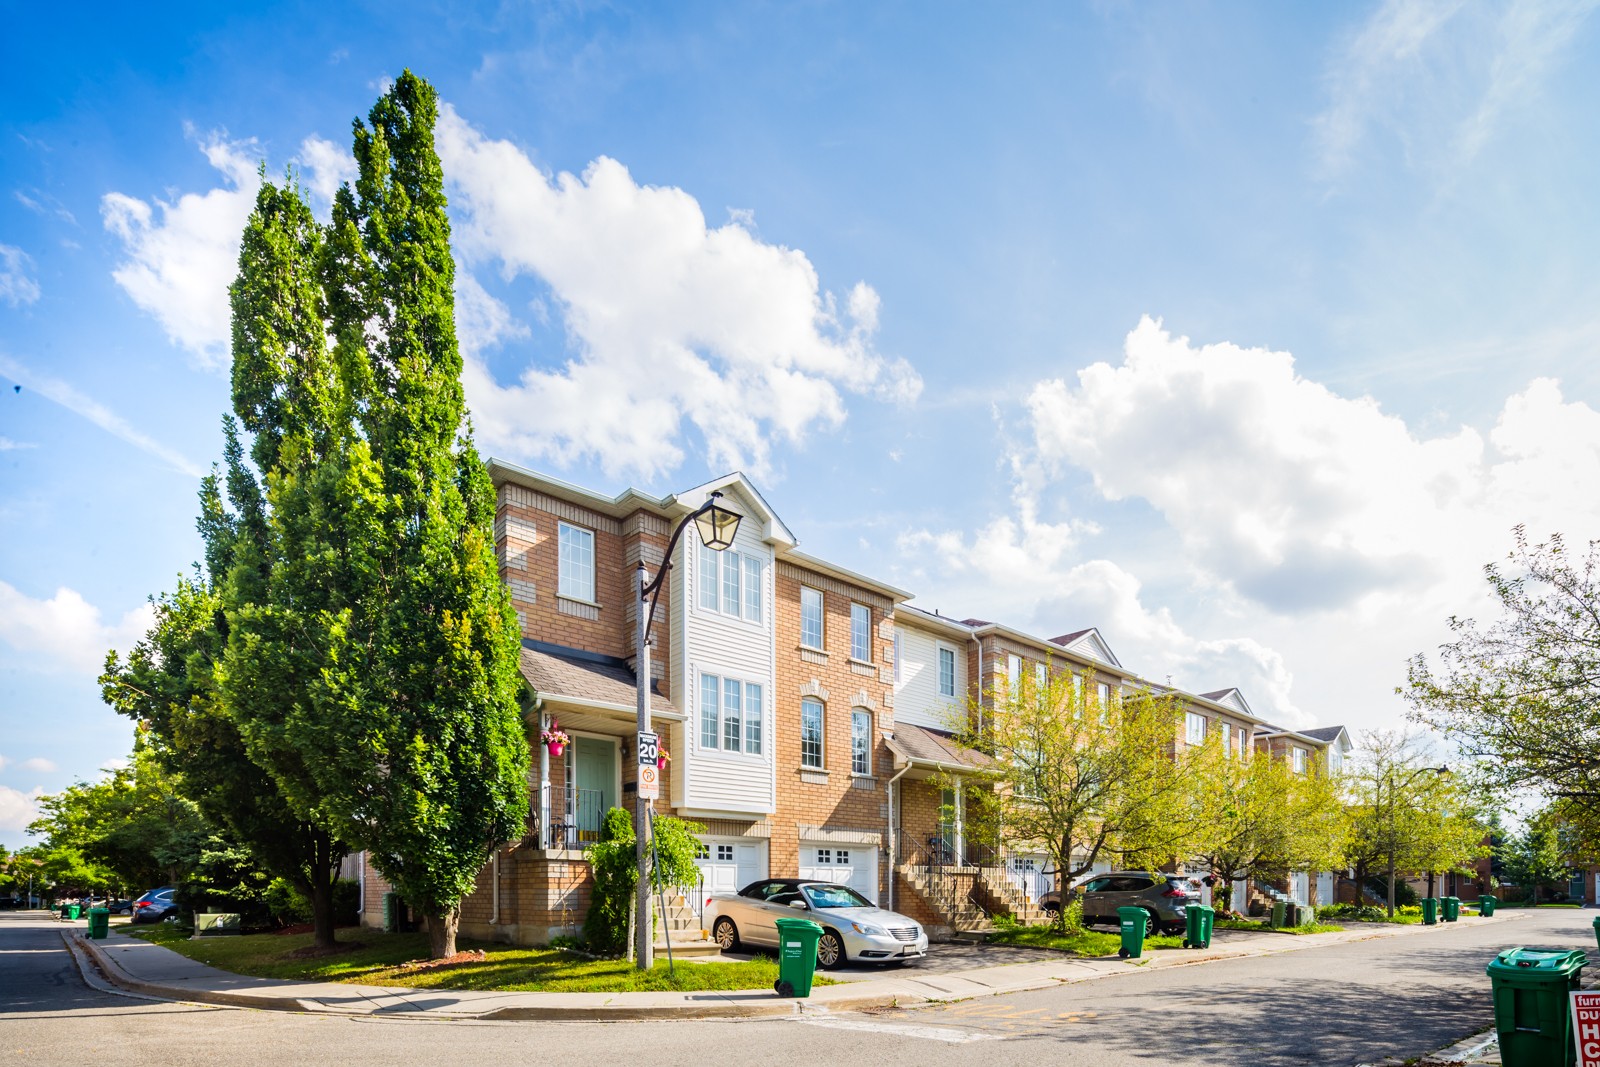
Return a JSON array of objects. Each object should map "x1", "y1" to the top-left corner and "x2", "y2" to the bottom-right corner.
[
  {"x1": 773, "y1": 917, "x2": 824, "y2": 934},
  {"x1": 1487, "y1": 947, "x2": 1587, "y2": 976}
]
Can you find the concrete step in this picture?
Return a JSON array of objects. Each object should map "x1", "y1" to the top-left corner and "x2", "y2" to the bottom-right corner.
[{"x1": 652, "y1": 939, "x2": 723, "y2": 958}]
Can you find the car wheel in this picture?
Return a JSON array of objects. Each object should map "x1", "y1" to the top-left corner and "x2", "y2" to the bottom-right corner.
[
  {"x1": 712, "y1": 917, "x2": 740, "y2": 952},
  {"x1": 817, "y1": 930, "x2": 846, "y2": 969},
  {"x1": 1041, "y1": 902, "x2": 1061, "y2": 920},
  {"x1": 1142, "y1": 910, "x2": 1159, "y2": 938}
]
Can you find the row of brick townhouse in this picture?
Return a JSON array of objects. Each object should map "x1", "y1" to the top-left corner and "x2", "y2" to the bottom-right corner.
[{"x1": 358, "y1": 463, "x2": 1351, "y2": 943}]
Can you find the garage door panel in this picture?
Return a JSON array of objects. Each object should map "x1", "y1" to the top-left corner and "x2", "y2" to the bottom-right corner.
[
  {"x1": 799, "y1": 845, "x2": 878, "y2": 904},
  {"x1": 695, "y1": 838, "x2": 765, "y2": 898}
]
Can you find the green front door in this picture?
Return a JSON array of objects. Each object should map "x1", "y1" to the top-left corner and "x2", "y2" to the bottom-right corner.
[{"x1": 574, "y1": 737, "x2": 615, "y2": 842}]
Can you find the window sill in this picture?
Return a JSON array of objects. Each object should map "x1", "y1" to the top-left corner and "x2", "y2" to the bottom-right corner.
[
  {"x1": 799, "y1": 646, "x2": 829, "y2": 665},
  {"x1": 797, "y1": 765, "x2": 829, "y2": 778},
  {"x1": 849, "y1": 659, "x2": 876, "y2": 676}
]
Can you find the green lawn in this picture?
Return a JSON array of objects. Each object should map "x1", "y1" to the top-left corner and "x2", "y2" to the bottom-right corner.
[
  {"x1": 986, "y1": 923, "x2": 1186, "y2": 955},
  {"x1": 121, "y1": 925, "x2": 819, "y2": 993}
]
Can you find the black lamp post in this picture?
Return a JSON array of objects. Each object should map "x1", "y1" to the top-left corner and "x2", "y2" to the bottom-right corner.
[{"x1": 633, "y1": 491, "x2": 741, "y2": 970}]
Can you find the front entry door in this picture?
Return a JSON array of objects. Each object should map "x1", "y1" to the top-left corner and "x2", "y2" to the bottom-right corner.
[{"x1": 573, "y1": 736, "x2": 616, "y2": 843}]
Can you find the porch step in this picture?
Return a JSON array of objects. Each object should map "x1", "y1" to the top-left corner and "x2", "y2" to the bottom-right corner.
[{"x1": 652, "y1": 939, "x2": 723, "y2": 959}]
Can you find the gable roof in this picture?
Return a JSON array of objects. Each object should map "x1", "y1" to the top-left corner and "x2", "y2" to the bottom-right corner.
[
  {"x1": 673, "y1": 472, "x2": 796, "y2": 548},
  {"x1": 1199, "y1": 688, "x2": 1254, "y2": 717},
  {"x1": 1300, "y1": 725, "x2": 1352, "y2": 750},
  {"x1": 519, "y1": 639, "x2": 677, "y2": 718},
  {"x1": 1047, "y1": 627, "x2": 1122, "y2": 669}
]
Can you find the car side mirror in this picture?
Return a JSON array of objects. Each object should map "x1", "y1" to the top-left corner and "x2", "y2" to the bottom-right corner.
[{"x1": 789, "y1": 900, "x2": 809, "y2": 910}]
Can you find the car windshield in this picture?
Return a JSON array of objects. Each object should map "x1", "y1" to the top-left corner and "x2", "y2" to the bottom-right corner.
[{"x1": 803, "y1": 884, "x2": 872, "y2": 909}]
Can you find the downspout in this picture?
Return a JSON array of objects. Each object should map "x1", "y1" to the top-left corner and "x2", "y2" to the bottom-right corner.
[
  {"x1": 886, "y1": 761, "x2": 912, "y2": 913},
  {"x1": 490, "y1": 850, "x2": 501, "y2": 925}
]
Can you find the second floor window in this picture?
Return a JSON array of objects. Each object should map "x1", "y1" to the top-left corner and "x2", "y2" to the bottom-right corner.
[
  {"x1": 851, "y1": 709, "x2": 871, "y2": 774},
  {"x1": 1185, "y1": 712, "x2": 1206, "y2": 745},
  {"x1": 800, "y1": 587, "x2": 823, "y2": 649},
  {"x1": 1293, "y1": 746, "x2": 1308, "y2": 773},
  {"x1": 558, "y1": 522, "x2": 595, "y2": 602},
  {"x1": 1219, "y1": 721, "x2": 1232, "y2": 756},
  {"x1": 850, "y1": 603, "x2": 871, "y2": 661},
  {"x1": 699, "y1": 674, "x2": 763, "y2": 755},
  {"x1": 938, "y1": 647, "x2": 956, "y2": 697},
  {"x1": 801, "y1": 697, "x2": 824, "y2": 768},
  {"x1": 1007, "y1": 655, "x2": 1022, "y2": 693}
]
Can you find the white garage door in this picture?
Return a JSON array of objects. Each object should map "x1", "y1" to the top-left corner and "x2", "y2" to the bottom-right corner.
[
  {"x1": 799, "y1": 845, "x2": 879, "y2": 904},
  {"x1": 695, "y1": 838, "x2": 765, "y2": 896}
]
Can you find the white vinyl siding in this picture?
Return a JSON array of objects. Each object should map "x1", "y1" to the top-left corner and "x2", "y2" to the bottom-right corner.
[
  {"x1": 894, "y1": 625, "x2": 968, "y2": 731},
  {"x1": 1185, "y1": 712, "x2": 1206, "y2": 745},
  {"x1": 800, "y1": 587, "x2": 824, "y2": 649},
  {"x1": 850, "y1": 603, "x2": 872, "y2": 662},
  {"x1": 801, "y1": 698, "x2": 824, "y2": 768},
  {"x1": 894, "y1": 632, "x2": 903, "y2": 683},
  {"x1": 851, "y1": 709, "x2": 871, "y2": 775},
  {"x1": 557, "y1": 522, "x2": 595, "y2": 602}
]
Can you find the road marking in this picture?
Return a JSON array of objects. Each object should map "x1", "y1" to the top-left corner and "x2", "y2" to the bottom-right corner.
[{"x1": 800, "y1": 1016, "x2": 1002, "y2": 1043}]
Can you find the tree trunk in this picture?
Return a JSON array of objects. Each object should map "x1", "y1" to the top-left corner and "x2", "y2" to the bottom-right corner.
[
  {"x1": 308, "y1": 877, "x2": 337, "y2": 950},
  {"x1": 427, "y1": 908, "x2": 459, "y2": 958}
]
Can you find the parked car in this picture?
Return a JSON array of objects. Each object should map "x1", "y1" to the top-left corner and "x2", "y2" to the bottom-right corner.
[
  {"x1": 106, "y1": 899, "x2": 133, "y2": 915},
  {"x1": 130, "y1": 887, "x2": 178, "y2": 924},
  {"x1": 706, "y1": 879, "x2": 929, "y2": 968},
  {"x1": 1038, "y1": 871, "x2": 1199, "y2": 935}
]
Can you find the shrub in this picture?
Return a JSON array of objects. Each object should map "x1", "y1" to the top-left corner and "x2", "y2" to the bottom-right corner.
[
  {"x1": 1320, "y1": 903, "x2": 1386, "y2": 921},
  {"x1": 262, "y1": 877, "x2": 360, "y2": 927},
  {"x1": 584, "y1": 808, "x2": 707, "y2": 956}
]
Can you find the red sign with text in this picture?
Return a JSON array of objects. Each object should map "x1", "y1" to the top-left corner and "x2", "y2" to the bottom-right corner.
[{"x1": 1573, "y1": 991, "x2": 1600, "y2": 1066}]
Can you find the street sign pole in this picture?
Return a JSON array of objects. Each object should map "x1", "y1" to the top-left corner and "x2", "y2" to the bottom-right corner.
[{"x1": 634, "y1": 562, "x2": 654, "y2": 972}]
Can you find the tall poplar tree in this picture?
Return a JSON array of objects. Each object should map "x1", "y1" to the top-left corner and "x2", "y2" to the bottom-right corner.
[{"x1": 220, "y1": 72, "x2": 528, "y2": 958}]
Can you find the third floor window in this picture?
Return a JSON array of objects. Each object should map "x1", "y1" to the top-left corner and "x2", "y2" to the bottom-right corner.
[
  {"x1": 850, "y1": 603, "x2": 871, "y2": 661},
  {"x1": 800, "y1": 586, "x2": 823, "y2": 649},
  {"x1": 699, "y1": 542, "x2": 762, "y2": 623},
  {"x1": 1185, "y1": 711, "x2": 1207, "y2": 745},
  {"x1": 938, "y1": 647, "x2": 956, "y2": 697},
  {"x1": 558, "y1": 522, "x2": 595, "y2": 602}
]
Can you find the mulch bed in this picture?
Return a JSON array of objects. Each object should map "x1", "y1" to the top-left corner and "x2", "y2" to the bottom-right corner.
[{"x1": 391, "y1": 950, "x2": 486, "y2": 972}]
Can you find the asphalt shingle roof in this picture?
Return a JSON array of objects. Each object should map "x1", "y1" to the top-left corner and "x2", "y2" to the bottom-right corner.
[
  {"x1": 519, "y1": 640, "x2": 675, "y2": 715},
  {"x1": 885, "y1": 722, "x2": 993, "y2": 772}
]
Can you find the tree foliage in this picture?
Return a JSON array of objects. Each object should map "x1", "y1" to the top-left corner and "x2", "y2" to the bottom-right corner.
[
  {"x1": 583, "y1": 808, "x2": 706, "y2": 956},
  {"x1": 211, "y1": 71, "x2": 528, "y2": 958},
  {"x1": 1406, "y1": 530, "x2": 1600, "y2": 821},
  {"x1": 1498, "y1": 813, "x2": 1570, "y2": 903},
  {"x1": 1343, "y1": 730, "x2": 1485, "y2": 915},
  {"x1": 1187, "y1": 738, "x2": 1348, "y2": 913},
  {"x1": 948, "y1": 669, "x2": 1194, "y2": 917}
]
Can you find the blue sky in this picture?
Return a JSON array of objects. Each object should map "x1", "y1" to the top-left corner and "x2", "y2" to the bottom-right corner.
[{"x1": 4, "y1": 0, "x2": 1599, "y2": 849}]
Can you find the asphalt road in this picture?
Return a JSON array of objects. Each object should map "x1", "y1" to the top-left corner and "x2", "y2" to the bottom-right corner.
[{"x1": 3, "y1": 908, "x2": 1591, "y2": 1066}]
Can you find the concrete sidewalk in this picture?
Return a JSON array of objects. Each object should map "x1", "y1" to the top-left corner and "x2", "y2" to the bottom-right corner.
[{"x1": 66, "y1": 912, "x2": 1518, "y2": 1022}]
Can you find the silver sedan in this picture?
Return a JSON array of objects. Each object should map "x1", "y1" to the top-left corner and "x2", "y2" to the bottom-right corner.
[{"x1": 705, "y1": 878, "x2": 929, "y2": 968}]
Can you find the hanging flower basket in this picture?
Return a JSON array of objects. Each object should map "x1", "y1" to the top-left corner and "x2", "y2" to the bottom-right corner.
[
  {"x1": 540, "y1": 722, "x2": 570, "y2": 757},
  {"x1": 657, "y1": 748, "x2": 671, "y2": 770}
]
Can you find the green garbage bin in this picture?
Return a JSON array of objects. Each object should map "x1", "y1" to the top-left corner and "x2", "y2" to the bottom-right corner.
[
  {"x1": 1481, "y1": 896, "x2": 1497, "y2": 917},
  {"x1": 1443, "y1": 896, "x2": 1460, "y2": 922},
  {"x1": 1184, "y1": 903, "x2": 1214, "y2": 948},
  {"x1": 773, "y1": 916, "x2": 824, "y2": 997},
  {"x1": 86, "y1": 907, "x2": 109, "y2": 940},
  {"x1": 1486, "y1": 947, "x2": 1587, "y2": 1067},
  {"x1": 1117, "y1": 906, "x2": 1148, "y2": 959},
  {"x1": 1591, "y1": 915, "x2": 1600, "y2": 951},
  {"x1": 67, "y1": 903, "x2": 82, "y2": 921},
  {"x1": 1422, "y1": 897, "x2": 1438, "y2": 925},
  {"x1": 1269, "y1": 900, "x2": 1288, "y2": 929},
  {"x1": 382, "y1": 891, "x2": 401, "y2": 934}
]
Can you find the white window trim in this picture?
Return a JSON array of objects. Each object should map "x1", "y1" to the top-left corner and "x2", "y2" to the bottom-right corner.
[
  {"x1": 800, "y1": 696, "x2": 825, "y2": 769},
  {"x1": 697, "y1": 540, "x2": 764, "y2": 627},
  {"x1": 936, "y1": 644, "x2": 957, "y2": 698},
  {"x1": 557, "y1": 521, "x2": 596, "y2": 603},
  {"x1": 697, "y1": 670, "x2": 766, "y2": 759},
  {"x1": 800, "y1": 586, "x2": 825, "y2": 651},
  {"x1": 849, "y1": 603, "x2": 873, "y2": 663},
  {"x1": 1185, "y1": 711, "x2": 1207, "y2": 746}
]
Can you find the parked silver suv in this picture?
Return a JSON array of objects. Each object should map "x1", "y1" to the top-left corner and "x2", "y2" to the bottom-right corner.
[{"x1": 1038, "y1": 871, "x2": 1199, "y2": 935}]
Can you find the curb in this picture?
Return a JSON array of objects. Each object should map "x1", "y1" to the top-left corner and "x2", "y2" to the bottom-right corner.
[{"x1": 68, "y1": 912, "x2": 1522, "y2": 1023}]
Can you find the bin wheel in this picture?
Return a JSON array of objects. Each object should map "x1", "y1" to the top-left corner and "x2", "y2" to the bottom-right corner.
[
  {"x1": 775, "y1": 979, "x2": 795, "y2": 998},
  {"x1": 1182, "y1": 940, "x2": 1190, "y2": 949},
  {"x1": 1118, "y1": 948, "x2": 1130, "y2": 959}
]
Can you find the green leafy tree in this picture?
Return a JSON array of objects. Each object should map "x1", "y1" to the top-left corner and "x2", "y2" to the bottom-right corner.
[
  {"x1": 1499, "y1": 814, "x2": 1571, "y2": 903},
  {"x1": 947, "y1": 669, "x2": 1195, "y2": 927},
  {"x1": 583, "y1": 808, "x2": 705, "y2": 956},
  {"x1": 1189, "y1": 739, "x2": 1349, "y2": 913},
  {"x1": 217, "y1": 71, "x2": 528, "y2": 958},
  {"x1": 1344, "y1": 731, "x2": 1485, "y2": 916},
  {"x1": 102, "y1": 567, "x2": 348, "y2": 948},
  {"x1": 1406, "y1": 530, "x2": 1600, "y2": 828}
]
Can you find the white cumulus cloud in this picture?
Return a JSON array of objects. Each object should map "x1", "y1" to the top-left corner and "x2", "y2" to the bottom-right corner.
[
  {"x1": 436, "y1": 105, "x2": 921, "y2": 479},
  {"x1": 0, "y1": 582, "x2": 155, "y2": 676},
  {"x1": 0, "y1": 785, "x2": 44, "y2": 832},
  {"x1": 294, "y1": 135, "x2": 358, "y2": 213},
  {"x1": 0, "y1": 244, "x2": 41, "y2": 306},
  {"x1": 101, "y1": 132, "x2": 263, "y2": 364}
]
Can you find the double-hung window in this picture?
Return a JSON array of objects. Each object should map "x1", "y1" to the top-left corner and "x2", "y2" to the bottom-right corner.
[
  {"x1": 1097, "y1": 682, "x2": 1110, "y2": 708},
  {"x1": 850, "y1": 603, "x2": 872, "y2": 661},
  {"x1": 1035, "y1": 662, "x2": 1048, "y2": 694},
  {"x1": 1293, "y1": 746, "x2": 1308, "y2": 774},
  {"x1": 801, "y1": 698, "x2": 824, "y2": 768},
  {"x1": 700, "y1": 542, "x2": 763, "y2": 622},
  {"x1": 937, "y1": 647, "x2": 956, "y2": 697},
  {"x1": 800, "y1": 587, "x2": 824, "y2": 650},
  {"x1": 699, "y1": 673, "x2": 763, "y2": 755},
  {"x1": 1185, "y1": 711, "x2": 1206, "y2": 745},
  {"x1": 1328, "y1": 746, "x2": 1343, "y2": 776},
  {"x1": 1219, "y1": 721, "x2": 1232, "y2": 757},
  {"x1": 1007, "y1": 655, "x2": 1022, "y2": 693},
  {"x1": 851, "y1": 709, "x2": 871, "y2": 775},
  {"x1": 557, "y1": 522, "x2": 595, "y2": 602}
]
